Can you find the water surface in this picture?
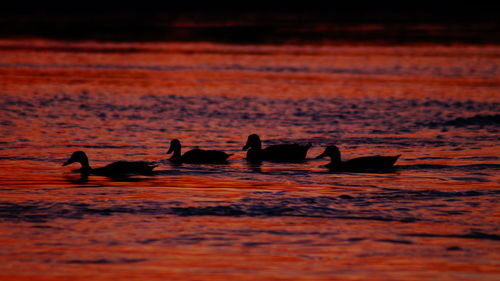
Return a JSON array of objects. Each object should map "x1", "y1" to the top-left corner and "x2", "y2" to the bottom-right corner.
[{"x1": 0, "y1": 39, "x2": 499, "y2": 280}]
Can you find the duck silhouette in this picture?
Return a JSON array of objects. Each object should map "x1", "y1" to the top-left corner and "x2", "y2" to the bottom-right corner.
[
  {"x1": 242, "y1": 134, "x2": 311, "y2": 162},
  {"x1": 62, "y1": 151, "x2": 157, "y2": 176},
  {"x1": 166, "y1": 139, "x2": 232, "y2": 164},
  {"x1": 316, "y1": 145, "x2": 400, "y2": 171}
]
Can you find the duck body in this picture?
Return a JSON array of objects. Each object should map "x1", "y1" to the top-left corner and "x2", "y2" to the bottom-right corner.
[
  {"x1": 63, "y1": 151, "x2": 157, "y2": 176},
  {"x1": 243, "y1": 134, "x2": 311, "y2": 162},
  {"x1": 90, "y1": 161, "x2": 157, "y2": 175},
  {"x1": 317, "y1": 145, "x2": 400, "y2": 171},
  {"x1": 167, "y1": 139, "x2": 232, "y2": 164}
]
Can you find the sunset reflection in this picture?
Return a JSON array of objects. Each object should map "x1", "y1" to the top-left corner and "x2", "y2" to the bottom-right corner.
[{"x1": 0, "y1": 10, "x2": 499, "y2": 281}]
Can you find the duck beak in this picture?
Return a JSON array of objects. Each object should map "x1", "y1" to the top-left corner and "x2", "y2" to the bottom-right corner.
[
  {"x1": 62, "y1": 159, "x2": 74, "y2": 166},
  {"x1": 242, "y1": 144, "x2": 250, "y2": 151},
  {"x1": 315, "y1": 151, "x2": 327, "y2": 159}
]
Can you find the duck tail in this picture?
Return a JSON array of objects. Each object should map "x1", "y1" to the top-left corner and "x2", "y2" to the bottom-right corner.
[{"x1": 391, "y1": 155, "x2": 402, "y2": 166}]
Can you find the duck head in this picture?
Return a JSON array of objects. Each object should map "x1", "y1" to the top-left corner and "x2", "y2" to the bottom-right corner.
[
  {"x1": 63, "y1": 151, "x2": 89, "y2": 166},
  {"x1": 316, "y1": 145, "x2": 341, "y2": 163},
  {"x1": 63, "y1": 151, "x2": 91, "y2": 174},
  {"x1": 243, "y1": 134, "x2": 262, "y2": 150},
  {"x1": 167, "y1": 139, "x2": 183, "y2": 161}
]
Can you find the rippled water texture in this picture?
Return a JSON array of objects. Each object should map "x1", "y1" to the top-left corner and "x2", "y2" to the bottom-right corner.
[{"x1": 0, "y1": 40, "x2": 499, "y2": 280}]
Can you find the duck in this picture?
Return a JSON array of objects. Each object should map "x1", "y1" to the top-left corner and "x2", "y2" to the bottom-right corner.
[
  {"x1": 166, "y1": 139, "x2": 232, "y2": 164},
  {"x1": 62, "y1": 151, "x2": 157, "y2": 176},
  {"x1": 242, "y1": 134, "x2": 311, "y2": 162},
  {"x1": 316, "y1": 145, "x2": 400, "y2": 171}
]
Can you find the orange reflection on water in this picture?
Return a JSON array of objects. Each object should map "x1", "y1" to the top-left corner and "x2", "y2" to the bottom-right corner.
[
  {"x1": 0, "y1": 39, "x2": 499, "y2": 281},
  {"x1": 1, "y1": 39, "x2": 499, "y2": 100}
]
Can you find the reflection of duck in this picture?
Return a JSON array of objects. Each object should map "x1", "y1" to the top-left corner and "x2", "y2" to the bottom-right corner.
[
  {"x1": 62, "y1": 151, "x2": 157, "y2": 176},
  {"x1": 246, "y1": 161, "x2": 263, "y2": 173},
  {"x1": 316, "y1": 145, "x2": 400, "y2": 171},
  {"x1": 167, "y1": 139, "x2": 232, "y2": 164},
  {"x1": 243, "y1": 134, "x2": 311, "y2": 162}
]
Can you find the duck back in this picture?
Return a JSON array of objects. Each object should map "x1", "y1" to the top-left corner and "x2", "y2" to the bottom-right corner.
[
  {"x1": 263, "y1": 144, "x2": 310, "y2": 160},
  {"x1": 181, "y1": 149, "x2": 232, "y2": 164},
  {"x1": 92, "y1": 161, "x2": 157, "y2": 175},
  {"x1": 247, "y1": 143, "x2": 311, "y2": 162},
  {"x1": 333, "y1": 155, "x2": 400, "y2": 171}
]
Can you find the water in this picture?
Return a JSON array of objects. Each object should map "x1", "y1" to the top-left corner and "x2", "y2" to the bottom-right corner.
[{"x1": 0, "y1": 39, "x2": 499, "y2": 280}]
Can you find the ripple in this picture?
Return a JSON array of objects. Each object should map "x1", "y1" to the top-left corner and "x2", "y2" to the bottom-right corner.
[
  {"x1": 402, "y1": 230, "x2": 500, "y2": 241},
  {"x1": 2, "y1": 188, "x2": 496, "y2": 223},
  {"x1": 64, "y1": 258, "x2": 148, "y2": 264}
]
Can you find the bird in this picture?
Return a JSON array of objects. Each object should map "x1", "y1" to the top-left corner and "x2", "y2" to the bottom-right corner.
[
  {"x1": 62, "y1": 151, "x2": 157, "y2": 176},
  {"x1": 316, "y1": 145, "x2": 400, "y2": 171},
  {"x1": 166, "y1": 139, "x2": 232, "y2": 164},
  {"x1": 242, "y1": 134, "x2": 311, "y2": 162}
]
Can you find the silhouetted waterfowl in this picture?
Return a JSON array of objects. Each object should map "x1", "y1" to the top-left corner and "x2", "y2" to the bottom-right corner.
[
  {"x1": 242, "y1": 134, "x2": 311, "y2": 162},
  {"x1": 316, "y1": 145, "x2": 400, "y2": 171},
  {"x1": 166, "y1": 139, "x2": 232, "y2": 164},
  {"x1": 62, "y1": 151, "x2": 157, "y2": 176}
]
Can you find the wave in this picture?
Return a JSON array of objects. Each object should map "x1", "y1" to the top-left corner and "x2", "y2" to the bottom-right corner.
[
  {"x1": 1, "y1": 61, "x2": 497, "y2": 79},
  {"x1": 402, "y1": 231, "x2": 500, "y2": 241},
  {"x1": 443, "y1": 114, "x2": 500, "y2": 127},
  {"x1": 1, "y1": 189, "x2": 496, "y2": 223},
  {"x1": 399, "y1": 164, "x2": 500, "y2": 171},
  {"x1": 64, "y1": 258, "x2": 148, "y2": 264}
]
